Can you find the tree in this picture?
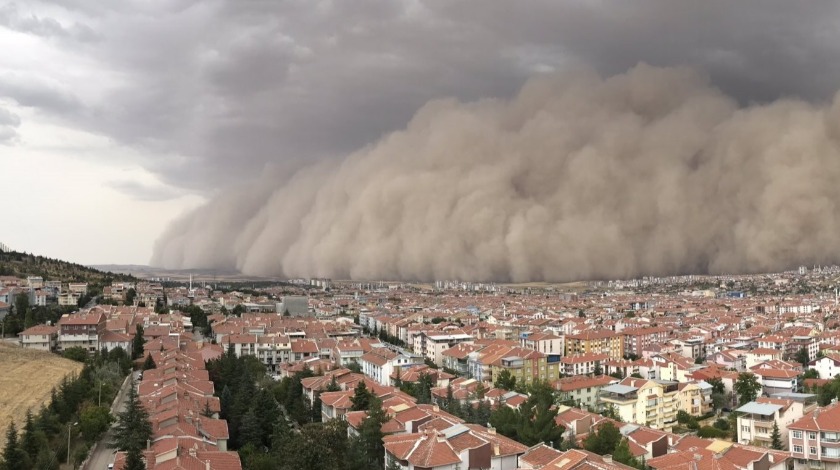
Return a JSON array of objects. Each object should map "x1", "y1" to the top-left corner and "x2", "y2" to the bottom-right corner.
[
  {"x1": 515, "y1": 381, "x2": 564, "y2": 447},
  {"x1": 355, "y1": 395, "x2": 390, "y2": 470},
  {"x1": 63, "y1": 346, "x2": 88, "y2": 363},
  {"x1": 19, "y1": 410, "x2": 38, "y2": 461},
  {"x1": 1, "y1": 422, "x2": 27, "y2": 470},
  {"x1": 593, "y1": 364, "x2": 604, "y2": 376},
  {"x1": 132, "y1": 324, "x2": 145, "y2": 360},
  {"x1": 803, "y1": 369, "x2": 819, "y2": 380},
  {"x1": 494, "y1": 369, "x2": 516, "y2": 391},
  {"x1": 113, "y1": 378, "x2": 152, "y2": 451},
  {"x1": 711, "y1": 392, "x2": 728, "y2": 412},
  {"x1": 125, "y1": 288, "x2": 137, "y2": 306},
  {"x1": 795, "y1": 348, "x2": 811, "y2": 367},
  {"x1": 80, "y1": 405, "x2": 113, "y2": 442},
  {"x1": 707, "y1": 377, "x2": 726, "y2": 395},
  {"x1": 770, "y1": 421, "x2": 783, "y2": 450},
  {"x1": 583, "y1": 421, "x2": 621, "y2": 456},
  {"x1": 414, "y1": 373, "x2": 434, "y2": 404},
  {"x1": 232, "y1": 304, "x2": 245, "y2": 317},
  {"x1": 13, "y1": 294, "x2": 29, "y2": 321},
  {"x1": 613, "y1": 438, "x2": 638, "y2": 467},
  {"x1": 238, "y1": 410, "x2": 263, "y2": 450},
  {"x1": 734, "y1": 372, "x2": 762, "y2": 405},
  {"x1": 142, "y1": 355, "x2": 156, "y2": 371},
  {"x1": 351, "y1": 381, "x2": 374, "y2": 411},
  {"x1": 123, "y1": 446, "x2": 145, "y2": 470}
]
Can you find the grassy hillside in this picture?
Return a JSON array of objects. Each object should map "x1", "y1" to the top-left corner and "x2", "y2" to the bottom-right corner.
[{"x1": 0, "y1": 249, "x2": 137, "y2": 287}]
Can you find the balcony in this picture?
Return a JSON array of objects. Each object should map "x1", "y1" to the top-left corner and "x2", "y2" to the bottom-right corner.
[
  {"x1": 600, "y1": 393, "x2": 637, "y2": 404},
  {"x1": 822, "y1": 434, "x2": 840, "y2": 444},
  {"x1": 821, "y1": 450, "x2": 840, "y2": 461}
]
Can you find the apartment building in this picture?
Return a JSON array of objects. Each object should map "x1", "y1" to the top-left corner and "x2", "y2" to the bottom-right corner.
[
  {"x1": 622, "y1": 327, "x2": 670, "y2": 358},
  {"x1": 414, "y1": 332, "x2": 473, "y2": 366},
  {"x1": 520, "y1": 331, "x2": 564, "y2": 357},
  {"x1": 57, "y1": 311, "x2": 107, "y2": 352},
  {"x1": 737, "y1": 394, "x2": 817, "y2": 450},
  {"x1": 361, "y1": 347, "x2": 424, "y2": 386},
  {"x1": 561, "y1": 353, "x2": 609, "y2": 376},
  {"x1": 488, "y1": 348, "x2": 560, "y2": 386},
  {"x1": 18, "y1": 324, "x2": 58, "y2": 351},
  {"x1": 554, "y1": 375, "x2": 616, "y2": 410},
  {"x1": 598, "y1": 378, "x2": 680, "y2": 430},
  {"x1": 809, "y1": 356, "x2": 840, "y2": 380},
  {"x1": 789, "y1": 402, "x2": 840, "y2": 470},
  {"x1": 566, "y1": 330, "x2": 624, "y2": 360}
]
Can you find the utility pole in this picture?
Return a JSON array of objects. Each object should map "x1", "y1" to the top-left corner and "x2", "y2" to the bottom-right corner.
[
  {"x1": 67, "y1": 421, "x2": 77, "y2": 467},
  {"x1": 98, "y1": 381, "x2": 102, "y2": 407},
  {"x1": 67, "y1": 423, "x2": 72, "y2": 466}
]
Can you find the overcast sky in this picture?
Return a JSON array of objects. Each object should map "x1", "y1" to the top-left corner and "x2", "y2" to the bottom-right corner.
[{"x1": 2, "y1": 0, "x2": 840, "y2": 266}]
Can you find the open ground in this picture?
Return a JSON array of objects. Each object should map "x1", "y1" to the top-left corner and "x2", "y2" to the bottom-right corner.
[{"x1": 0, "y1": 343, "x2": 83, "y2": 437}]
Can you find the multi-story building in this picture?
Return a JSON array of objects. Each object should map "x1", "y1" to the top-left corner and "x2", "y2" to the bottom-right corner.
[
  {"x1": 598, "y1": 378, "x2": 680, "y2": 430},
  {"x1": 789, "y1": 401, "x2": 840, "y2": 470},
  {"x1": 738, "y1": 394, "x2": 817, "y2": 450},
  {"x1": 554, "y1": 375, "x2": 616, "y2": 410},
  {"x1": 361, "y1": 347, "x2": 423, "y2": 386},
  {"x1": 414, "y1": 332, "x2": 473, "y2": 366},
  {"x1": 809, "y1": 356, "x2": 840, "y2": 380},
  {"x1": 561, "y1": 353, "x2": 609, "y2": 376},
  {"x1": 441, "y1": 343, "x2": 483, "y2": 377},
  {"x1": 488, "y1": 348, "x2": 560, "y2": 387},
  {"x1": 566, "y1": 330, "x2": 623, "y2": 360},
  {"x1": 57, "y1": 311, "x2": 107, "y2": 352},
  {"x1": 18, "y1": 324, "x2": 58, "y2": 351},
  {"x1": 520, "y1": 331, "x2": 564, "y2": 358},
  {"x1": 622, "y1": 327, "x2": 670, "y2": 358}
]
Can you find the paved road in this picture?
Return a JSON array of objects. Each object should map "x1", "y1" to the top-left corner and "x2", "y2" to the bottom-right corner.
[{"x1": 83, "y1": 374, "x2": 133, "y2": 470}]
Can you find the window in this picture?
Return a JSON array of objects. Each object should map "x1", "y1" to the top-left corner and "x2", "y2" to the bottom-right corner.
[
  {"x1": 810, "y1": 433, "x2": 818, "y2": 440},
  {"x1": 793, "y1": 431, "x2": 803, "y2": 439},
  {"x1": 794, "y1": 446, "x2": 803, "y2": 453},
  {"x1": 811, "y1": 447, "x2": 817, "y2": 455},
  {"x1": 742, "y1": 426, "x2": 750, "y2": 432}
]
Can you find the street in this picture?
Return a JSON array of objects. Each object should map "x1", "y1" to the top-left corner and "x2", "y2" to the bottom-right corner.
[{"x1": 82, "y1": 374, "x2": 133, "y2": 470}]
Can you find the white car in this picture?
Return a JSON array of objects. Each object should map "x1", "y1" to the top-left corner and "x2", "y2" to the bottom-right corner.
[{"x1": 108, "y1": 464, "x2": 114, "y2": 470}]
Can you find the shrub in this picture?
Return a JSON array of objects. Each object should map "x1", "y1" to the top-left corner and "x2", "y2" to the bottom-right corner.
[{"x1": 697, "y1": 426, "x2": 728, "y2": 439}]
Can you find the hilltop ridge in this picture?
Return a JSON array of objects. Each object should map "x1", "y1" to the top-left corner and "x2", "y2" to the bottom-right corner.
[{"x1": 0, "y1": 248, "x2": 136, "y2": 285}]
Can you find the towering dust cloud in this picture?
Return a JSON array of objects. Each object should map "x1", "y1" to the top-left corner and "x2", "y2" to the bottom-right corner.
[{"x1": 151, "y1": 64, "x2": 840, "y2": 282}]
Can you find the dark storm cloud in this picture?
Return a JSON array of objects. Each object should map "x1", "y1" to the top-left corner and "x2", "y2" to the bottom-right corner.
[
  {"x1": 8, "y1": 1, "x2": 840, "y2": 279},
  {"x1": 0, "y1": 74, "x2": 84, "y2": 115},
  {"x1": 23, "y1": 0, "x2": 839, "y2": 188}
]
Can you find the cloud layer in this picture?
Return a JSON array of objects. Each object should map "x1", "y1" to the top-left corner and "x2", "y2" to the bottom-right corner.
[{"x1": 152, "y1": 64, "x2": 840, "y2": 281}]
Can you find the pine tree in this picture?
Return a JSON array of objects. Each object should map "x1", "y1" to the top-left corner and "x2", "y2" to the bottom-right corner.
[
  {"x1": 613, "y1": 438, "x2": 638, "y2": 467},
  {"x1": 132, "y1": 324, "x2": 145, "y2": 360},
  {"x1": 142, "y1": 354, "x2": 156, "y2": 371},
  {"x1": 351, "y1": 381, "x2": 373, "y2": 411},
  {"x1": 112, "y1": 378, "x2": 152, "y2": 451},
  {"x1": 123, "y1": 446, "x2": 146, "y2": 470},
  {"x1": 770, "y1": 421, "x2": 784, "y2": 450},
  {"x1": 1, "y1": 422, "x2": 27, "y2": 470},
  {"x1": 357, "y1": 395, "x2": 390, "y2": 470},
  {"x1": 238, "y1": 410, "x2": 263, "y2": 450},
  {"x1": 19, "y1": 409, "x2": 38, "y2": 460}
]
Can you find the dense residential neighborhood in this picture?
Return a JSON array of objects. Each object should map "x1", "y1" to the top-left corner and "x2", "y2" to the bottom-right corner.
[{"x1": 7, "y1": 265, "x2": 840, "y2": 470}]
